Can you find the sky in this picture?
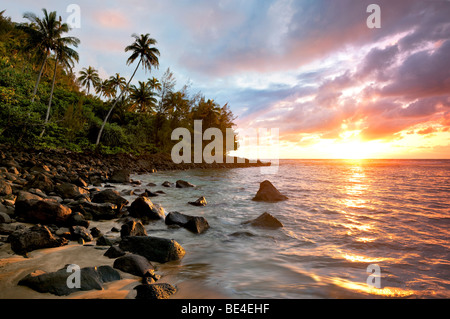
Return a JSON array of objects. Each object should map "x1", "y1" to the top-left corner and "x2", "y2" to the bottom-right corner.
[{"x1": 3, "y1": 0, "x2": 450, "y2": 159}]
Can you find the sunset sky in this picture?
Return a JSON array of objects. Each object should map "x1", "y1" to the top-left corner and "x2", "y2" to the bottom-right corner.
[{"x1": 4, "y1": 0, "x2": 450, "y2": 159}]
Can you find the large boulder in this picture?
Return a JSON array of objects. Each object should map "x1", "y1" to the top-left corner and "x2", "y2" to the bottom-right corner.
[
  {"x1": 119, "y1": 236, "x2": 186, "y2": 263},
  {"x1": 109, "y1": 169, "x2": 130, "y2": 183},
  {"x1": 8, "y1": 225, "x2": 69, "y2": 255},
  {"x1": 113, "y1": 254, "x2": 154, "y2": 277},
  {"x1": 16, "y1": 190, "x2": 42, "y2": 202},
  {"x1": 127, "y1": 197, "x2": 165, "y2": 223},
  {"x1": 15, "y1": 199, "x2": 72, "y2": 225},
  {"x1": 18, "y1": 265, "x2": 120, "y2": 296},
  {"x1": 165, "y1": 212, "x2": 210, "y2": 234},
  {"x1": 252, "y1": 180, "x2": 288, "y2": 202},
  {"x1": 243, "y1": 212, "x2": 284, "y2": 229},
  {"x1": 134, "y1": 283, "x2": 177, "y2": 299},
  {"x1": 54, "y1": 182, "x2": 89, "y2": 199},
  {"x1": 91, "y1": 189, "x2": 128, "y2": 211},
  {"x1": 120, "y1": 219, "x2": 147, "y2": 238},
  {"x1": 176, "y1": 180, "x2": 195, "y2": 188}
]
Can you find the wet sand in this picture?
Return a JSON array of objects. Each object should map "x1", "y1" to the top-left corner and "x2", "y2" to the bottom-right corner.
[{"x1": 0, "y1": 220, "x2": 229, "y2": 299}]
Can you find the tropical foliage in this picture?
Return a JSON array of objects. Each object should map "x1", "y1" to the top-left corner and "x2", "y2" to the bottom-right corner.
[{"x1": 0, "y1": 10, "x2": 237, "y2": 156}]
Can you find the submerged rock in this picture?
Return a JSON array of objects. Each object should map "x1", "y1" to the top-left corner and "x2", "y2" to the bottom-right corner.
[
  {"x1": 162, "y1": 181, "x2": 174, "y2": 188},
  {"x1": 104, "y1": 245, "x2": 126, "y2": 258},
  {"x1": 18, "y1": 265, "x2": 121, "y2": 296},
  {"x1": 119, "y1": 236, "x2": 186, "y2": 263},
  {"x1": 243, "y1": 212, "x2": 283, "y2": 229},
  {"x1": 176, "y1": 180, "x2": 195, "y2": 188},
  {"x1": 252, "y1": 180, "x2": 288, "y2": 202},
  {"x1": 165, "y1": 212, "x2": 210, "y2": 234},
  {"x1": 134, "y1": 283, "x2": 177, "y2": 300},
  {"x1": 113, "y1": 254, "x2": 154, "y2": 277},
  {"x1": 188, "y1": 196, "x2": 207, "y2": 207}
]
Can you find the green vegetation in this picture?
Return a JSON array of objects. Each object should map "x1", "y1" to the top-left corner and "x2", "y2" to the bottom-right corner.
[{"x1": 0, "y1": 9, "x2": 237, "y2": 156}]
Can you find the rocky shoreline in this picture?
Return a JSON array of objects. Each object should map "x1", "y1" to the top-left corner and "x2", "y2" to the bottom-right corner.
[{"x1": 0, "y1": 145, "x2": 283, "y2": 299}]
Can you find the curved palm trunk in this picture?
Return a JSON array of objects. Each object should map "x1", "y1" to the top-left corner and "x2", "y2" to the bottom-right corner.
[
  {"x1": 96, "y1": 59, "x2": 141, "y2": 146},
  {"x1": 31, "y1": 49, "x2": 49, "y2": 102},
  {"x1": 40, "y1": 56, "x2": 59, "y2": 138}
]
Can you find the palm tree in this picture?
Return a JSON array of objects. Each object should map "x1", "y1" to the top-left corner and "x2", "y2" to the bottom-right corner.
[
  {"x1": 147, "y1": 76, "x2": 162, "y2": 92},
  {"x1": 78, "y1": 66, "x2": 100, "y2": 94},
  {"x1": 23, "y1": 9, "x2": 66, "y2": 102},
  {"x1": 129, "y1": 81, "x2": 157, "y2": 113},
  {"x1": 96, "y1": 33, "x2": 160, "y2": 145},
  {"x1": 107, "y1": 73, "x2": 127, "y2": 98},
  {"x1": 40, "y1": 29, "x2": 80, "y2": 137}
]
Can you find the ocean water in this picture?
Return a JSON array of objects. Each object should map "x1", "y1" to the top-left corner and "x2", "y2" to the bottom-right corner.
[{"x1": 123, "y1": 159, "x2": 450, "y2": 299}]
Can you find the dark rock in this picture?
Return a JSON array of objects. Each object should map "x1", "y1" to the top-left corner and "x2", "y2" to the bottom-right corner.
[
  {"x1": 90, "y1": 227, "x2": 102, "y2": 238},
  {"x1": 74, "y1": 177, "x2": 88, "y2": 188},
  {"x1": 18, "y1": 265, "x2": 121, "y2": 296},
  {"x1": 15, "y1": 199, "x2": 72, "y2": 226},
  {"x1": 104, "y1": 245, "x2": 126, "y2": 259},
  {"x1": 110, "y1": 169, "x2": 130, "y2": 183},
  {"x1": 16, "y1": 190, "x2": 42, "y2": 202},
  {"x1": 161, "y1": 181, "x2": 174, "y2": 188},
  {"x1": 113, "y1": 254, "x2": 154, "y2": 277},
  {"x1": 67, "y1": 212, "x2": 90, "y2": 228},
  {"x1": 134, "y1": 283, "x2": 176, "y2": 299},
  {"x1": 165, "y1": 212, "x2": 210, "y2": 234},
  {"x1": 119, "y1": 236, "x2": 186, "y2": 263},
  {"x1": 229, "y1": 231, "x2": 256, "y2": 237},
  {"x1": 120, "y1": 189, "x2": 134, "y2": 196},
  {"x1": 252, "y1": 180, "x2": 288, "y2": 202},
  {"x1": 54, "y1": 183, "x2": 89, "y2": 199},
  {"x1": 0, "y1": 223, "x2": 23, "y2": 235},
  {"x1": 91, "y1": 189, "x2": 128, "y2": 211},
  {"x1": 188, "y1": 196, "x2": 207, "y2": 207},
  {"x1": 140, "y1": 189, "x2": 159, "y2": 197},
  {"x1": 130, "y1": 179, "x2": 141, "y2": 185},
  {"x1": 70, "y1": 226, "x2": 94, "y2": 242},
  {"x1": 25, "y1": 174, "x2": 54, "y2": 194},
  {"x1": 128, "y1": 197, "x2": 165, "y2": 223},
  {"x1": 120, "y1": 219, "x2": 147, "y2": 238},
  {"x1": 71, "y1": 202, "x2": 119, "y2": 221},
  {"x1": 96, "y1": 235, "x2": 113, "y2": 246},
  {"x1": 29, "y1": 164, "x2": 50, "y2": 174},
  {"x1": 243, "y1": 212, "x2": 284, "y2": 229},
  {"x1": 0, "y1": 180, "x2": 12, "y2": 196},
  {"x1": 176, "y1": 180, "x2": 195, "y2": 188},
  {"x1": 110, "y1": 227, "x2": 120, "y2": 232},
  {"x1": 146, "y1": 182, "x2": 157, "y2": 187},
  {"x1": 55, "y1": 227, "x2": 71, "y2": 239},
  {"x1": 0, "y1": 212, "x2": 11, "y2": 224},
  {"x1": 8, "y1": 225, "x2": 68, "y2": 255},
  {"x1": 141, "y1": 271, "x2": 160, "y2": 284}
]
